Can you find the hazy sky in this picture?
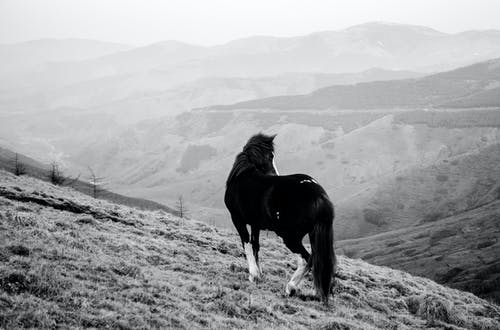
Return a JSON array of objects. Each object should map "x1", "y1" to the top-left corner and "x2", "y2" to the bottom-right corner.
[{"x1": 1, "y1": 0, "x2": 500, "y2": 46}]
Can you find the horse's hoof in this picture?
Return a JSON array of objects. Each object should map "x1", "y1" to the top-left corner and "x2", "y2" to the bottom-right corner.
[
  {"x1": 285, "y1": 283, "x2": 297, "y2": 296},
  {"x1": 249, "y1": 273, "x2": 261, "y2": 283}
]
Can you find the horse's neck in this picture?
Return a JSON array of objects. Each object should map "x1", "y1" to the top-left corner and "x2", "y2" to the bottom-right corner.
[{"x1": 227, "y1": 153, "x2": 258, "y2": 185}]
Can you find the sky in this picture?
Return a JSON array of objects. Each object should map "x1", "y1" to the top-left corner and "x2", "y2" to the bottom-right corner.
[{"x1": 1, "y1": 0, "x2": 500, "y2": 46}]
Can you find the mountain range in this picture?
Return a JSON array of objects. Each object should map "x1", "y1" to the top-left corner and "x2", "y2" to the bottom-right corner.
[
  {"x1": 3, "y1": 22, "x2": 500, "y2": 118},
  {"x1": 206, "y1": 57, "x2": 500, "y2": 110}
]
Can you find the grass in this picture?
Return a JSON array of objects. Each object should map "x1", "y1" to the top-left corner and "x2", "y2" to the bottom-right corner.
[{"x1": 0, "y1": 170, "x2": 499, "y2": 329}]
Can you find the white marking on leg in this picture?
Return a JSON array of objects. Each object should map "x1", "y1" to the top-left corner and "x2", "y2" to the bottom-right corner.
[
  {"x1": 286, "y1": 254, "x2": 310, "y2": 295},
  {"x1": 272, "y1": 154, "x2": 280, "y2": 175},
  {"x1": 244, "y1": 242, "x2": 260, "y2": 282}
]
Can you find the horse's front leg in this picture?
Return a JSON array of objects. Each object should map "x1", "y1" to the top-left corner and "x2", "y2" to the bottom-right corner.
[
  {"x1": 250, "y1": 226, "x2": 262, "y2": 278},
  {"x1": 235, "y1": 220, "x2": 261, "y2": 282}
]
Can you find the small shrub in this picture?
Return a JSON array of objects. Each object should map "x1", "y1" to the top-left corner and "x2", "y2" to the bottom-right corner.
[
  {"x1": 1, "y1": 265, "x2": 70, "y2": 299},
  {"x1": 8, "y1": 245, "x2": 30, "y2": 256},
  {"x1": 476, "y1": 239, "x2": 496, "y2": 249},
  {"x1": 127, "y1": 290, "x2": 156, "y2": 305},
  {"x1": 48, "y1": 162, "x2": 66, "y2": 185},
  {"x1": 386, "y1": 240, "x2": 402, "y2": 247},
  {"x1": 0, "y1": 198, "x2": 13, "y2": 207},
  {"x1": 1, "y1": 273, "x2": 29, "y2": 294},
  {"x1": 342, "y1": 249, "x2": 357, "y2": 259},
  {"x1": 214, "y1": 300, "x2": 240, "y2": 318},
  {"x1": 4, "y1": 211, "x2": 36, "y2": 227},
  {"x1": 75, "y1": 216, "x2": 95, "y2": 225},
  {"x1": 229, "y1": 263, "x2": 246, "y2": 273},
  {"x1": 416, "y1": 294, "x2": 453, "y2": 325},
  {"x1": 403, "y1": 248, "x2": 419, "y2": 257},
  {"x1": 363, "y1": 251, "x2": 381, "y2": 259},
  {"x1": 112, "y1": 262, "x2": 141, "y2": 278},
  {"x1": 15, "y1": 206, "x2": 32, "y2": 212},
  {"x1": 363, "y1": 208, "x2": 386, "y2": 226},
  {"x1": 413, "y1": 232, "x2": 428, "y2": 240},
  {"x1": 429, "y1": 229, "x2": 457, "y2": 245},
  {"x1": 437, "y1": 267, "x2": 464, "y2": 283},
  {"x1": 319, "y1": 320, "x2": 352, "y2": 330},
  {"x1": 386, "y1": 281, "x2": 410, "y2": 296},
  {"x1": 421, "y1": 212, "x2": 443, "y2": 223},
  {"x1": 273, "y1": 303, "x2": 298, "y2": 315}
]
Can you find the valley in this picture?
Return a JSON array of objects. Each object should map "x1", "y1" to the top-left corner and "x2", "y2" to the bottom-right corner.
[{"x1": 336, "y1": 198, "x2": 500, "y2": 304}]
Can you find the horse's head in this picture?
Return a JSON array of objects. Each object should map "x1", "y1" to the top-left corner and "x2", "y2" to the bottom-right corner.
[{"x1": 243, "y1": 133, "x2": 279, "y2": 176}]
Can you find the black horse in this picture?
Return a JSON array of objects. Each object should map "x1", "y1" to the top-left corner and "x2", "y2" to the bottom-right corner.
[{"x1": 224, "y1": 133, "x2": 336, "y2": 304}]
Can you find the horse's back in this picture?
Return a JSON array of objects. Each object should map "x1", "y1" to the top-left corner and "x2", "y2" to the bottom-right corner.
[
  {"x1": 273, "y1": 174, "x2": 328, "y2": 198},
  {"x1": 267, "y1": 174, "x2": 332, "y2": 218}
]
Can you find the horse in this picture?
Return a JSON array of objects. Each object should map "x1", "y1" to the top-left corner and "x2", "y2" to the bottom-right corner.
[{"x1": 224, "y1": 133, "x2": 336, "y2": 304}]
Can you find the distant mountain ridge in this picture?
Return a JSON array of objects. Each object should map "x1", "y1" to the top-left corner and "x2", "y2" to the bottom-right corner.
[
  {"x1": 205, "y1": 57, "x2": 500, "y2": 111},
  {"x1": 0, "y1": 38, "x2": 132, "y2": 77},
  {"x1": 3, "y1": 22, "x2": 500, "y2": 94}
]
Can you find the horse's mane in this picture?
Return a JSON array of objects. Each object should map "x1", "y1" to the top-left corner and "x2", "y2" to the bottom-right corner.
[{"x1": 226, "y1": 133, "x2": 275, "y2": 186}]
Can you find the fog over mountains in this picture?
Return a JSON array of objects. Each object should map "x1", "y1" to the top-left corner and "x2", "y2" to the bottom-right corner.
[{"x1": 2, "y1": 22, "x2": 500, "y2": 115}]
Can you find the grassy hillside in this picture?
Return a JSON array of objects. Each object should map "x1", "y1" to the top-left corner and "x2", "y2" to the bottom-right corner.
[
  {"x1": 1, "y1": 170, "x2": 499, "y2": 329},
  {"x1": 337, "y1": 142, "x2": 500, "y2": 239},
  {"x1": 0, "y1": 147, "x2": 178, "y2": 215},
  {"x1": 336, "y1": 198, "x2": 500, "y2": 305},
  {"x1": 206, "y1": 58, "x2": 500, "y2": 111}
]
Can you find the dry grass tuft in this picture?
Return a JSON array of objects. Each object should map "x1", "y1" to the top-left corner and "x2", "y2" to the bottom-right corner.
[{"x1": 414, "y1": 294, "x2": 453, "y2": 324}]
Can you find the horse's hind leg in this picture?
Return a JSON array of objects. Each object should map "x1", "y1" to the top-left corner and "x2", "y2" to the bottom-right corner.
[
  {"x1": 284, "y1": 238, "x2": 311, "y2": 296},
  {"x1": 233, "y1": 219, "x2": 260, "y2": 282}
]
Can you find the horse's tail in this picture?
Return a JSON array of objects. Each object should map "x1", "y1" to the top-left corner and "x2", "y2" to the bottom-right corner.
[{"x1": 311, "y1": 194, "x2": 336, "y2": 305}]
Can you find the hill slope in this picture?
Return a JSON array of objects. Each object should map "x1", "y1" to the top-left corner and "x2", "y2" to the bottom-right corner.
[
  {"x1": 206, "y1": 58, "x2": 500, "y2": 110},
  {"x1": 0, "y1": 171, "x2": 499, "y2": 329},
  {"x1": 336, "y1": 141, "x2": 500, "y2": 239},
  {"x1": 337, "y1": 198, "x2": 500, "y2": 304},
  {"x1": 0, "y1": 147, "x2": 178, "y2": 215}
]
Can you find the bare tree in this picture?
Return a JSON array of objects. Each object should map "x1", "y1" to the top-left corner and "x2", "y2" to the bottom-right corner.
[
  {"x1": 176, "y1": 195, "x2": 188, "y2": 218},
  {"x1": 13, "y1": 153, "x2": 26, "y2": 176},
  {"x1": 48, "y1": 161, "x2": 65, "y2": 185},
  {"x1": 87, "y1": 167, "x2": 105, "y2": 198}
]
